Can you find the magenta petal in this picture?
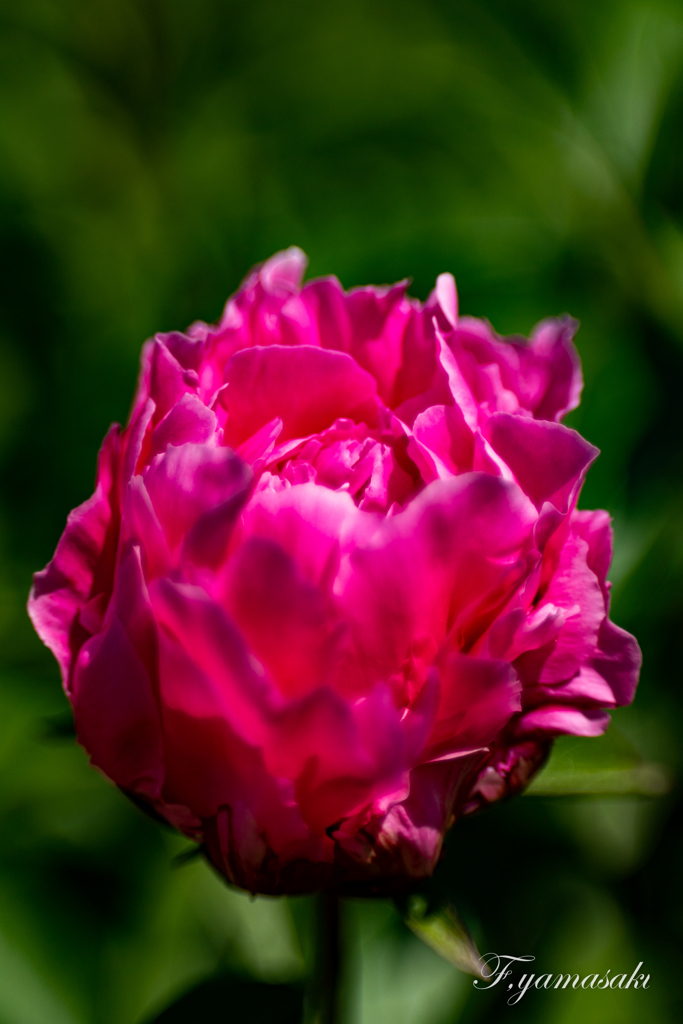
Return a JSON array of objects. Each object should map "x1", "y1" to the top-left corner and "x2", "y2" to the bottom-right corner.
[
  {"x1": 346, "y1": 756, "x2": 484, "y2": 877},
  {"x1": 485, "y1": 413, "x2": 598, "y2": 512},
  {"x1": 144, "y1": 443, "x2": 252, "y2": 553},
  {"x1": 70, "y1": 545, "x2": 163, "y2": 794},
  {"x1": 338, "y1": 474, "x2": 537, "y2": 691},
  {"x1": 572, "y1": 509, "x2": 613, "y2": 600},
  {"x1": 149, "y1": 393, "x2": 219, "y2": 458},
  {"x1": 344, "y1": 282, "x2": 413, "y2": 403},
  {"x1": 150, "y1": 578, "x2": 277, "y2": 744},
  {"x1": 515, "y1": 532, "x2": 604, "y2": 684},
  {"x1": 159, "y1": 330, "x2": 207, "y2": 372},
  {"x1": 268, "y1": 683, "x2": 405, "y2": 830},
  {"x1": 28, "y1": 425, "x2": 121, "y2": 684},
  {"x1": 240, "y1": 482, "x2": 364, "y2": 589},
  {"x1": 519, "y1": 317, "x2": 583, "y2": 421},
  {"x1": 516, "y1": 704, "x2": 610, "y2": 737},
  {"x1": 157, "y1": 628, "x2": 308, "y2": 848},
  {"x1": 391, "y1": 308, "x2": 439, "y2": 410},
  {"x1": 588, "y1": 618, "x2": 642, "y2": 706},
  {"x1": 121, "y1": 477, "x2": 171, "y2": 581},
  {"x1": 223, "y1": 537, "x2": 344, "y2": 698},
  {"x1": 429, "y1": 653, "x2": 521, "y2": 754},
  {"x1": 259, "y1": 246, "x2": 308, "y2": 294},
  {"x1": 300, "y1": 277, "x2": 352, "y2": 353},
  {"x1": 410, "y1": 403, "x2": 474, "y2": 481},
  {"x1": 149, "y1": 338, "x2": 199, "y2": 422},
  {"x1": 236, "y1": 417, "x2": 283, "y2": 469},
  {"x1": 425, "y1": 272, "x2": 458, "y2": 330},
  {"x1": 222, "y1": 345, "x2": 380, "y2": 447}
]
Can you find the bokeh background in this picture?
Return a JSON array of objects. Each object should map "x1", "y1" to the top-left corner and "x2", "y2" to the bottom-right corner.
[{"x1": 0, "y1": 1, "x2": 682, "y2": 1021}]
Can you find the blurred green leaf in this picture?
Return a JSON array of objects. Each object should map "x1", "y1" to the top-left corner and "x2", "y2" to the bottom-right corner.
[
  {"x1": 524, "y1": 730, "x2": 673, "y2": 797},
  {"x1": 525, "y1": 761, "x2": 671, "y2": 796}
]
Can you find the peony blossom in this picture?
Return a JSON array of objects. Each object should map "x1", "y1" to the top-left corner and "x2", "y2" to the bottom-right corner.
[{"x1": 28, "y1": 248, "x2": 641, "y2": 894}]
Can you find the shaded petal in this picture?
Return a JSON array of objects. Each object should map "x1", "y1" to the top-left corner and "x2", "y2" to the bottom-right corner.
[
  {"x1": 344, "y1": 282, "x2": 413, "y2": 403},
  {"x1": 588, "y1": 618, "x2": 641, "y2": 707},
  {"x1": 222, "y1": 537, "x2": 345, "y2": 698},
  {"x1": 157, "y1": 628, "x2": 309, "y2": 851},
  {"x1": 121, "y1": 477, "x2": 171, "y2": 581},
  {"x1": 28, "y1": 425, "x2": 121, "y2": 685},
  {"x1": 150, "y1": 578, "x2": 277, "y2": 745},
  {"x1": 144, "y1": 443, "x2": 251, "y2": 554},
  {"x1": 70, "y1": 544, "x2": 163, "y2": 794},
  {"x1": 515, "y1": 531, "x2": 603, "y2": 685},
  {"x1": 148, "y1": 337, "x2": 199, "y2": 422},
  {"x1": 300, "y1": 277, "x2": 352, "y2": 353},
  {"x1": 428, "y1": 654, "x2": 521, "y2": 754},
  {"x1": 269, "y1": 684, "x2": 406, "y2": 831}
]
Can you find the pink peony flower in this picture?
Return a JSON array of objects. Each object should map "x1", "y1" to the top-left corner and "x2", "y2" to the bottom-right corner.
[{"x1": 28, "y1": 248, "x2": 640, "y2": 894}]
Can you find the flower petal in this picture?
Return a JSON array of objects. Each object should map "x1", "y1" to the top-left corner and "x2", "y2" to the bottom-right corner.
[{"x1": 222, "y1": 345, "x2": 380, "y2": 446}]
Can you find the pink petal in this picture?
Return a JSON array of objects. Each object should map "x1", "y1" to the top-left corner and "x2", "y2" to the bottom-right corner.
[
  {"x1": 259, "y1": 246, "x2": 308, "y2": 293},
  {"x1": 28, "y1": 425, "x2": 121, "y2": 685},
  {"x1": 150, "y1": 578, "x2": 277, "y2": 745},
  {"x1": 428, "y1": 653, "x2": 521, "y2": 754},
  {"x1": 344, "y1": 282, "x2": 413, "y2": 403},
  {"x1": 148, "y1": 338, "x2": 199, "y2": 423},
  {"x1": 300, "y1": 277, "x2": 352, "y2": 352},
  {"x1": 485, "y1": 413, "x2": 598, "y2": 512},
  {"x1": 515, "y1": 531, "x2": 603, "y2": 684},
  {"x1": 337, "y1": 474, "x2": 537, "y2": 694},
  {"x1": 518, "y1": 317, "x2": 583, "y2": 421},
  {"x1": 588, "y1": 618, "x2": 641, "y2": 707},
  {"x1": 70, "y1": 544, "x2": 163, "y2": 794},
  {"x1": 239, "y1": 482, "x2": 365, "y2": 590},
  {"x1": 159, "y1": 329, "x2": 208, "y2": 372},
  {"x1": 222, "y1": 536, "x2": 344, "y2": 699},
  {"x1": 144, "y1": 443, "x2": 252, "y2": 554},
  {"x1": 149, "y1": 392, "x2": 219, "y2": 458},
  {"x1": 157, "y1": 628, "x2": 308, "y2": 847},
  {"x1": 516, "y1": 704, "x2": 611, "y2": 737},
  {"x1": 121, "y1": 477, "x2": 171, "y2": 581},
  {"x1": 409, "y1": 403, "x2": 474, "y2": 481},
  {"x1": 221, "y1": 345, "x2": 380, "y2": 447}
]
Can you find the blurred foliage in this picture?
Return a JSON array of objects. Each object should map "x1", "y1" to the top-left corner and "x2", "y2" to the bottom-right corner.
[{"x1": 0, "y1": 0, "x2": 682, "y2": 1021}]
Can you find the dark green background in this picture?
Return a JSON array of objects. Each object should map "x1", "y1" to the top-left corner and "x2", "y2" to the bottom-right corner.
[{"x1": 0, "y1": 1, "x2": 681, "y2": 1021}]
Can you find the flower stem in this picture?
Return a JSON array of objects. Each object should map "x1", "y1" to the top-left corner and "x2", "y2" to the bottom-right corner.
[{"x1": 315, "y1": 890, "x2": 342, "y2": 1024}]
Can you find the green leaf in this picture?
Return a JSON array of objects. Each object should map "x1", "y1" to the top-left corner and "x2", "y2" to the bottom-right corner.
[
  {"x1": 524, "y1": 761, "x2": 671, "y2": 796},
  {"x1": 523, "y1": 731, "x2": 672, "y2": 797},
  {"x1": 404, "y1": 897, "x2": 486, "y2": 979}
]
